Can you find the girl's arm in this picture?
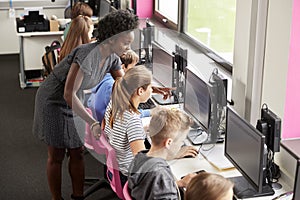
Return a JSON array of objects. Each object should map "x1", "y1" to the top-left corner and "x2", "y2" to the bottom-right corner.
[{"x1": 129, "y1": 140, "x2": 146, "y2": 156}]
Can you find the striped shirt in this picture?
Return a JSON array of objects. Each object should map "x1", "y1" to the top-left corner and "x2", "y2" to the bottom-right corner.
[{"x1": 104, "y1": 101, "x2": 146, "y2": 176}]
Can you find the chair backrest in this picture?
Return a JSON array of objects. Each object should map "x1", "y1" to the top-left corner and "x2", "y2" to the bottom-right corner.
[
  {"x1": 41, "y1": 40, "x2": 61, "y2": 76},
  {"x1": 123, "y1": 181, "x2": 132, "y2": 200},
  {"x1": 85, "y1": 119, "x2": 124, "y2": 199},
  {"x1": 98, "y1": 131, "x2": 124, "y2": 199}
]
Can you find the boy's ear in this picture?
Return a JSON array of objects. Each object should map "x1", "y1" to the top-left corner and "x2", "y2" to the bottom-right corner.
[{"x1": 164, "y1": 138, "x2": 173, "y2": 149}]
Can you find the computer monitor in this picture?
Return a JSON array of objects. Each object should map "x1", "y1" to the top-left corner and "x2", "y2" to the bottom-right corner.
[
  {"x1": 130, "y1": 29, "x2": 142, "y2": 61},
  {"x1": 260, "y1": 105, "x2": 281, "y2": 153},
  {"x1": 183, "y1": 68, "x2": 211, "y2": 131},
  {"x1": 152, "y1": 42, "x2": 174, "y2": 88},
  {"x1": 151, "y1": 42, "x2": 177, "y2": 105},
  {"x1": 294, "y1": 160, "x2": 300, "y2": 200},
  {"x1": 143, "y1": 20, "x2": 155, "y2": 65},
  {"x1": 99, "y1": 0, "x2": 111, "y2": 18},
  {"x1": 225, "y1": 106, "x2": 274, "y2": 199}
]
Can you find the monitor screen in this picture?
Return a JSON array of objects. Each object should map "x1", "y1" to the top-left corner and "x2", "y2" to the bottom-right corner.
[
  {"x1": 152, "y1": 42, "x2": 174, "y2": 88},
  {"x1": 225, "y1": 106, "x2": 274, "y2": 198},
  {"x1": 183, "y1": 68, "x2": 211, "y2": 130}
]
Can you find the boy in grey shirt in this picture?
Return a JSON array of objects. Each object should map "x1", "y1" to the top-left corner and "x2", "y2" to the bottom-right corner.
[{"x1": 128, "y1": 107, "x2": 198, "y2": 200}]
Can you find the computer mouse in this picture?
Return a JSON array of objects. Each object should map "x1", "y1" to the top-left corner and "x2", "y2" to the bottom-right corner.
[{"x1": 192, "y1": 131, "x2": 208, "y2": 145}]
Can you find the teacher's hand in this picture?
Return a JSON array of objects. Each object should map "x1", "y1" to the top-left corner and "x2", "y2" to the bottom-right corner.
[{"x1": 152, "y1": 86, "x2": 176, "y2": 100}]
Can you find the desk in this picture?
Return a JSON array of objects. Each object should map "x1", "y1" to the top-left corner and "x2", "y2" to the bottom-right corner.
[
  {"x1": 168, "y1": 141, "x2": 292, "y2": 200},
  {"x1": 281, "y1": 139, "x2": 300, "y2": 159},
  {"x1": 16, "y1": 31, "x2": 63, "y2": 88}
]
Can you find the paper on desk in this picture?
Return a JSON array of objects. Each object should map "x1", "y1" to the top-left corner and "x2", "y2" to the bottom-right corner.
[{"x1": 199, "y1": 144, "x2": 235, "y2": 171}]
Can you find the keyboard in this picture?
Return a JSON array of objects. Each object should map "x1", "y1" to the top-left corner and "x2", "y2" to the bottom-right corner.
[{"x1": 138, "y1": 98, "x2": 156, "y2": 110}]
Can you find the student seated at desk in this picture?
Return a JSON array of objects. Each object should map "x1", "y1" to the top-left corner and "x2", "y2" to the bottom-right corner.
[
  {"x1": 128, "y1": 107, "x2": 198, "y2": 200},
  {"x1": 185, "y1": 172, "x2": 234, "y2": 200}
]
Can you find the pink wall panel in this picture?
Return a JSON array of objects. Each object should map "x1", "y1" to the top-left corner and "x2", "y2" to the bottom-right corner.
[
  {"x1": 134, "y1": 0, "x2": 153, "y2": 19},
  {"x1": 283, "y1": 0, "x2": 300, "y2": 139}
]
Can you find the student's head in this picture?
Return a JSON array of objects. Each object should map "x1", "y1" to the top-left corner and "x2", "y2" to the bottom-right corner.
[
  {"x1": 120, "y1": 50, "x2": 139, "y2": 72},
  {"x1": 109, "y1": 65, "x2": 152, "y2": 127},
  {"x1": 71, "y1": 2, "x2": 93, "y2": 19},
  {"x1": 59, "y1": 15, "x2": 93, "y2": 62},
  {"x1": 97, "y1": 10, "x2": 139, "y2": 56},
  {"x1": 185, "y1": 172, "x2": 234, "y2": 200},
  {"x1": 149, "y1": 108, "x2": 192, "y2": 158}
]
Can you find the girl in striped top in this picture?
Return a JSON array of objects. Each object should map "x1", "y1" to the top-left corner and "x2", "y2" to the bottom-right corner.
[{"x1": 104, "y1": 65, "x2": 152, "y2": 186}]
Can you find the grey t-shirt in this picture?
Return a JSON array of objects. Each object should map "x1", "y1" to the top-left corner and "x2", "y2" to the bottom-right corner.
[{"x1": 128, "y1": 150, "x2": 179, "y2": 200}]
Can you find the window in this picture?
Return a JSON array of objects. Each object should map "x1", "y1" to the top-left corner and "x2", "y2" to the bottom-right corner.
[
  {"x1": 184, "y1": 0, "x2": 236, "y2": 64},
  {"x1": 154, "y1": 0, "x2": 179, "y2": 29}
]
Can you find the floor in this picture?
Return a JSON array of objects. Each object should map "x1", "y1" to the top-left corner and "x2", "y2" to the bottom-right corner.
[{"x1": 0, "y1": 54, "x2": 119, "y2": 200}]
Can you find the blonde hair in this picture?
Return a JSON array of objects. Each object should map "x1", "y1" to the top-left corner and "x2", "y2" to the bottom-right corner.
[
  {"x1": 149, "y1": 107, "x2": 192, "y2": 146},
  {"x1": 109, "y1": 65, "x2": 152, "y2": 127},
  {"x1": 185, "y1": 172, "x2": 234, "y2": 200},
  {"x1": 120, "y1": 50, "x2": 139, "y2": 69}
]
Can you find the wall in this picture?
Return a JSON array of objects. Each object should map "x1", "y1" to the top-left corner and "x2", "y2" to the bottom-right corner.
[
  {"x1": 283, "y1": 0, "x2": 300, "y2": 139},
  {"x1": 262, "y1": 0, "x2": 292, "y2": 136},
  {"x1": 233, "y1": 0, "x2": 292, "y2": 134},
  {"x1": 0, "y1": 0, "x2": 68, "y2": 54}
]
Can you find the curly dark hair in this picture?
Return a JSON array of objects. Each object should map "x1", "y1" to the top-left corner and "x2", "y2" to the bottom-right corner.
[{"x1": 96, "y1": 9, "x2": 139, "y2": 42}]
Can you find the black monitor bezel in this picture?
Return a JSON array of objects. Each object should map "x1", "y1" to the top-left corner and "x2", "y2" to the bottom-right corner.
[
  {"x1": 183, "y1": 67, "x2": 211, "y2": 131},
  {"x1": 225, "y1": 106, "x2": 266, "y2": 193}
]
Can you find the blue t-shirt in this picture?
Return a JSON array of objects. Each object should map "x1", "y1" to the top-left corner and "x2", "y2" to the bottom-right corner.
[
  {"x1": 88, "y1": 73, "x2": 114, "y2": 122},
  {"x1": 88, "y1": 73, "x2": 151, "y2": 122}
]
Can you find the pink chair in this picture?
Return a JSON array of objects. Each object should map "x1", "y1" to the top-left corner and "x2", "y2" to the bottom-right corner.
[
  {"x1": 123, "y1": 181, "x2": 132, "y2": 200},
  {"x1": 84, "y1": 115, "x2": 124, "y2": 199},
  {"x1": 83, "y1": 108, "x2": 110, "y2": 198}
]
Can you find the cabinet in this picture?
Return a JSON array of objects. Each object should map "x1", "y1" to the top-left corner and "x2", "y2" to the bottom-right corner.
[{"x1": 17, "y1": 31, "x2": 63, "y2": 88}]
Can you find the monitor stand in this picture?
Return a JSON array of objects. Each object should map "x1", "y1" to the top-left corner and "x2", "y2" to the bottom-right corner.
[{"x1": 229, "y1": 176, "x2": 274, "y2": 199}]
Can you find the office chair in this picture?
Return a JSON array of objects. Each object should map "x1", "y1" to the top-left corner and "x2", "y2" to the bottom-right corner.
[
  {"x1": 123, "y1": 181, "x2": 132, "y2": 200},
  {"x1": 83, "y1": 108, "x2": 110, "y2": 198},
  {"x1": 84, "y1": 112, "x2": 125, "y2": 199}
]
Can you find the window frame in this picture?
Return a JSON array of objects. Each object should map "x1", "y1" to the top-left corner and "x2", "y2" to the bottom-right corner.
[{"x1": 153, "y1": 0, "x2": 233, "y2": 73}]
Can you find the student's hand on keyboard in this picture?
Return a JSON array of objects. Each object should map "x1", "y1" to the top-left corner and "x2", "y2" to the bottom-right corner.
[
  {"x1": 152, "y1": 86, "x2": 176, "y2": 100},
  {"x1": 176, "y1": 173, "x2": 197, "y2": 188},
  {"x1": 175, "y1": 145, "x2": 198, "y2": 159}
]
